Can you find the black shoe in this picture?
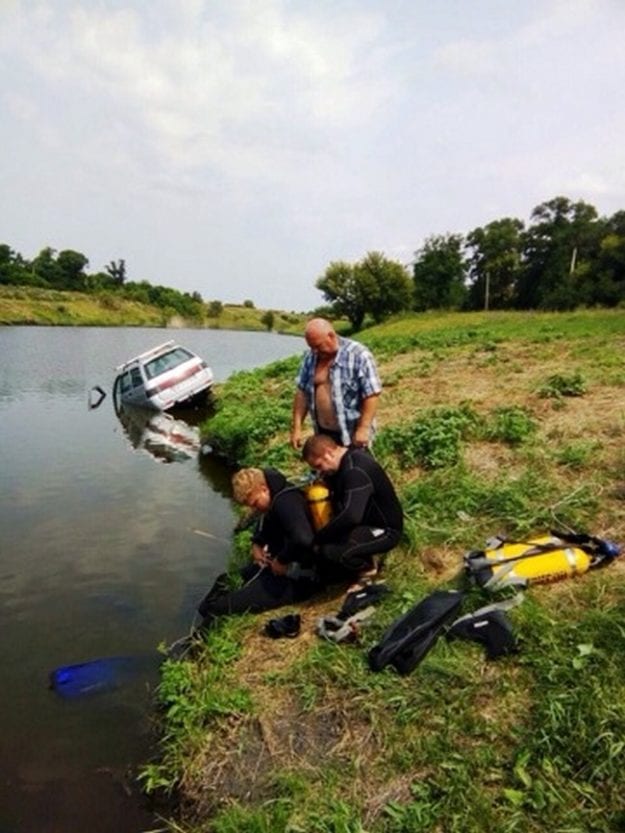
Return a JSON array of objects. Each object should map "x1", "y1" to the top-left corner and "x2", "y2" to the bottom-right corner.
[{"x1": 264, "y1": 613, "x2": 301, "y2": 639}]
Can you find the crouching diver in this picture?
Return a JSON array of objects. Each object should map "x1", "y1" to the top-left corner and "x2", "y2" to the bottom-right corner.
[
  {"x1": 301, "y1": 434, "x2": 403, "y2": 588},
  {"x1": 196, "y1": 467, "x2": 321, "y2": 628}
]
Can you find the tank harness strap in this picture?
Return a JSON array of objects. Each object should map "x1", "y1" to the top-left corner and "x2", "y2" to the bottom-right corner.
[
  {"x1": 487, "y1": 540, "x2": 571, "y2": 565},
  {"x1": 450, "y1": 593, "x2": 524, "y2": 627},
  {"x1": 484, "y1": 562, "x2": 528, "y2": 591}
]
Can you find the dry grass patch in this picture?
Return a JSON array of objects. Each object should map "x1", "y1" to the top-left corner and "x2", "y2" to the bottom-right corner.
[
  {"x1": 378, "y1": 337, "x2": 625, "y2": 434},
  {"x1": 417, "y1": 545, "x2": 462, "y2": 581},
  {"x1": 463, "y1": 441, "x2": 517, "y2": 478}
]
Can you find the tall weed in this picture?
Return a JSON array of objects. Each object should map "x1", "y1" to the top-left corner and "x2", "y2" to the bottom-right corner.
[
  {"x1": 538, "y1": 372, "x2": 586, "y2": 398},
  {"x1": 376, "y1": 405, "x2": 478, "y2": 470},
  {"x1": 484, "y1": 406, "x2": 537, "y2": 446}
]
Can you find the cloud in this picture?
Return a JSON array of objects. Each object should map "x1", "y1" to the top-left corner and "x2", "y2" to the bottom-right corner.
[
  {"x1": 1, "y1": 0, "x2": 625, "y2": 309},
  {"x1": 434, "y1": 39, "x2": 499, "y2": 77},
  {"x1": 3, "y1": 89, "x2": 37, "y2": 120},
  {"x1": 1, "y1": 1, "x2": 390, "y2": 185}
]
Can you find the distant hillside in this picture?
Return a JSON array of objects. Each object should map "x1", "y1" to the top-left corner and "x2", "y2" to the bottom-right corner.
[{"x1": 0, "y1": 285, "x2": 308, "y2": 334}]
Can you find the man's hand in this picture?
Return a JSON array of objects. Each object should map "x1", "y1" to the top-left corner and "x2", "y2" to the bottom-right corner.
[
  {"x1": 290, "y1": 425, "x2": 303, "y2": 450},
  {"x1": 352, "y1": 423, "x2": 370, "y2": 448},
  {"x1": 353, "y1": 393, "x2": 379, "y2": 447},
  {"x1": 291, "y1": 390, "x2": 308, "y2": 449},
  {"x1": 270, "y1": 559, "x2": 288, "y2": 576},
  {"x1": 252, "y1": 544, "x2": 272, "y2": 566}
]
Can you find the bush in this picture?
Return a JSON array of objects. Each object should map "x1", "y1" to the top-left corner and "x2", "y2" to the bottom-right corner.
[
  {"x1": 204, "y1": 400, "x2": 289, "y2": 465},
  {"x1": 538, "y1": 372, "x2": 586, "y2": 398},
  {"x1": 485, "y1": 406, "x2": 537, "y2": 445},
  {"x1": 201, "y1": 364, "x2": 294, "y2": 466},
  {"x1": 376, "y1": 405, "x2": 478, "y2": 469}
]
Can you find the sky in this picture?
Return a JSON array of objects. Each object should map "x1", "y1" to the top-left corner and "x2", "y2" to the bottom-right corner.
[{"x1": 1, "y1": 0, "x2": 624, "y2": 312}]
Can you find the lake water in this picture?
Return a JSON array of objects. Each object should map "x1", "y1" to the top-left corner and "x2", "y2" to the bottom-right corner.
[{"x1": 0, "y1": 326, "x2": 303, "y2": 833}]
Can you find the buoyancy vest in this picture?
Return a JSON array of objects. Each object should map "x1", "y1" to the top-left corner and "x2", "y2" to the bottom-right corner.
[{"x1": 464, "y1": 530, "x2": 621, "y2": 591}]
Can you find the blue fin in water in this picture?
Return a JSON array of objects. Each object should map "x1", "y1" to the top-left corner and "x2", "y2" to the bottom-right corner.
[{"x1": 49, "y1": 655, "x2": 156, "y2": 698}]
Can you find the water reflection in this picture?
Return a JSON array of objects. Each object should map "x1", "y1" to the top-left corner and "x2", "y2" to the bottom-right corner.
[
  {"x1": 112, "y1": 399, "x2": 235, "y2": 502},
  {"x1": 116, "y1": 403, "x2": 203, "y2": 464}
]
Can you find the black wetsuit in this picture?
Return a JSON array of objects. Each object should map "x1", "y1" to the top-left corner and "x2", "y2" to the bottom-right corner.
[
  {"x1": 198, "y1": 468, "x2": 319, "y2": 622},
  {"x1": 315, "y1": 448, "x2": 403, "y2": 580}
]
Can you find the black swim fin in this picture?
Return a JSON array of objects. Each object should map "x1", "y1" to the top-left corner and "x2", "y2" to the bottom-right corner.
[{"x1": 368, "y1": 589, "x2": 464, "y2": 675}]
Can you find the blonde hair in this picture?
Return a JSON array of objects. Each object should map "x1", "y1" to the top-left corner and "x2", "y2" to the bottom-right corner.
[{"x1": 232, "y1": 468, "x2": 266, "y2": 504}]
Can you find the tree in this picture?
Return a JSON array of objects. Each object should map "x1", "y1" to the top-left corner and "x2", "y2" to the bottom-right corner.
[
  {"x1": 105, "y1": 259, "x2": 127, "y2": 286},
  {"x1": 31, "y1": 247, "x2": 61, "y2": 287},
  {"x1": 0, "y1": 244, "x2": 29, "y2": 285},
  {"x1": 581, "y1": 210, "x2": 625, "y2": 307},
  {"x1": 260, "y1": 310, "x2": 275, "y2": 331},
  {"x1": 57, "y1": 249, "x2": 89, "y2": 291},
  {"x1": 208, "y1": 300, "x2": 223, "y2": 317},
  {"x1": 465, "y1": 218, "x2": 524, "y2": 310},
  {"x1": 412, "y1": 234, "x2": 467, "y2": 310},
  {"x1": 354, "y1": 252, "x2": 412, "y2": 324},
  {"x1": 123, "y1": 280, "x2": 151, "y2": 306},
  {"x1": 516, "y1": 196, "x2": 599, "y2": 309},
  {"x1": 316, "y1": 260, "x2": 366, "y2": 329},
  {"x1": 316, "y1": 253, "x2": 411, "y2": 330}
]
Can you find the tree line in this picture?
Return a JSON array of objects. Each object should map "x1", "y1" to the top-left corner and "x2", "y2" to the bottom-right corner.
[
  {"x1": 317, "y1": 196, "x2": 625, "y2": 328},
  {"x1": 3, "y1": 195, "x2": 624, "y2": 330},
  {"x1": 0, "y1": 245, "x2": 207, "y2": 320}
]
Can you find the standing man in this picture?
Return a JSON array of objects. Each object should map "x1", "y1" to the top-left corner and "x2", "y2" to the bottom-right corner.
[
  {"x1": 301, "y1": 434, "x2": 403, "y2": 588},
  {"x1": 290, "y1": 318, "x2": 382, "y2": 449}
]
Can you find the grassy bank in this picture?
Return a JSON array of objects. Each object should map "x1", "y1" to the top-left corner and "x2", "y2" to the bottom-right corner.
[
  {"x1": 0, "y1": 285, "x2": 308, "y2": 333},
  {"x1": 144, "y1": 309, "x2": 625, "y2": 833}
]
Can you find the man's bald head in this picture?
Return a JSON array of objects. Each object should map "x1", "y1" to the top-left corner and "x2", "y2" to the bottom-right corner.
[{"x1": 305, "y1": 318, "x2": 339, "y2": 358}]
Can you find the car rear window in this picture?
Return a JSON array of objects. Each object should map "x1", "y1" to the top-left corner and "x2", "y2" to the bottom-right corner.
[{"x1": 144, "y1": 348, "x2": 194, "y2": 380}]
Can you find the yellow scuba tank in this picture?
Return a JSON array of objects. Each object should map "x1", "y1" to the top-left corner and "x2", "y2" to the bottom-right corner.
[
  {"x1": 466, "y1": 533, "x2": 595, "y2": 590},
  {"x1": 303, "y1": 481, "x2": 332, "y2": 530}
]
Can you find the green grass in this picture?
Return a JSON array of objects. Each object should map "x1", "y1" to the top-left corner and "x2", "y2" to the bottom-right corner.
[
  {"x1": 358, "y1": 309, "x2": 625, "y2": 357},
  {"x1": 143, "y1": 308, "x2": 625, "y2": 833}
]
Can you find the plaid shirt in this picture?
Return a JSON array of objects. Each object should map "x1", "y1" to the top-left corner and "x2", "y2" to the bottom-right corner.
[{"x1": 295, "y1": 336, "x2": 382, "y2": 446}]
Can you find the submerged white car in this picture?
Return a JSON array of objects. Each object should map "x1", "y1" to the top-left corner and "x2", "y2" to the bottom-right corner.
[{"x1": 114, "y1": 340, "x2": 214, "y2": 411}]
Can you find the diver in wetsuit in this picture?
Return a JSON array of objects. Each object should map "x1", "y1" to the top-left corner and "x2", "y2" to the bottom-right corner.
[
  {"x1": 197, "y1": 467, "x2": 319, "y2": 625},
  {"x1": 301, "y1": 434, "x2": 403, "y2": 585}
]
